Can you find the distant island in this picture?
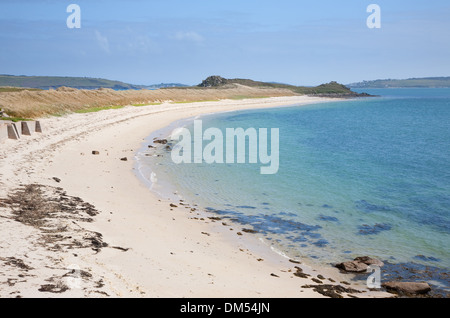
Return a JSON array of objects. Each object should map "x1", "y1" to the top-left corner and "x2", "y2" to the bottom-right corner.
[
  {"x1": 347, "y1": 77, "x2": 450, "y2": 88},
  {"x1": 0, "y1": 74, "x2": 144, "y2": 90},
  {"x1": 144, "y1": 83, "x2": 189, "y2": 89},
  {"x1": 0, "y1": 74, "x2": 188, "y2": 91}
]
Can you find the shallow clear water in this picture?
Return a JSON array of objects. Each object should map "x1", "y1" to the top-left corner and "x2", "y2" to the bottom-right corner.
[{"x1": 137, "y1": 88, "x2": 450, "y2": 291}]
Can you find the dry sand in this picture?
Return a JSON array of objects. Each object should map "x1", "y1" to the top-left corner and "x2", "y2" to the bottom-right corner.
[{"x1": 0, "y1": 96, "x2": 392, "y2": 298}]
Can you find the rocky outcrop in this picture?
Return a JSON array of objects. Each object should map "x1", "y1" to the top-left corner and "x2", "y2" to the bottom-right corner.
[{"x1": 198, "y1": 76, "x2": 228, "y2": 88}]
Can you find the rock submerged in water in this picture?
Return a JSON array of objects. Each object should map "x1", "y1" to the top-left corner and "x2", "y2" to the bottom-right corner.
[
  {"x1": 358, "y1": 223, "x2": 392, "y2": 235},
  {"x1": 335, "y1": 256, "x2": 384, "y2": 273},
  {"x1": 354, "y1": 256, "x2": 384, "y2": 267},
  {"x1": 336, "y1": 257, "x2": 432, "y2": 296},
  {"x1": 382, "y1": 281, "x2": 431, "y2": 295}
]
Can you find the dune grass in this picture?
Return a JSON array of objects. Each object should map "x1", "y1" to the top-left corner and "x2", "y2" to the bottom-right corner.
[
  {"x1": 0, "y1": 116, "x2": 33, "y2": 122},
  {"x1": 132, "y1": 102, "x2": 162, "y2": 106},
  {"x1": 74, "y1": 105, "x2": 125, "y2": 114},
  {"x1": 173, "y1": 99, "x2": 220, "y2": 104},
  {"x1": 230, "y1": 95, "x2": 269, "y2": 100},
  {"x1": 0, "y1": 84, "x2": 298, "y2": 119}
]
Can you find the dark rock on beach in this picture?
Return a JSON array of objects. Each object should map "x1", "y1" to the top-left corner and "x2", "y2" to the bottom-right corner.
[
  {"x1": 242, "y1": 228, "x2": 258, "y2": 234},
  {"x1": 153, "y1": 139, "x2": 168, "y2": 144},
  {"x1": 301, "y1": 284, "x2": 362, "y2": 298},
  {"x1": 293, "y1": 266, "x2": 310, "y2": 279},
  {"x1": 38, "y1": 283, "x2": 69, "y2": 294},
  {"x1": 335, "y1": 261, "x2": 368, "y2": 273},
  {"x1": 270, "y1": 273, "x2": 280, "y2": 278},
  {"x1": 335, "y1": 256, "x2": 384, "y2": 273},
  {"x1": 382, "y1": 281, "x2": 431, "y2": 295}
]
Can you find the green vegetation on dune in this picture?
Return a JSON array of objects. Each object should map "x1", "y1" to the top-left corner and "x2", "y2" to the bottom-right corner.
[
  {"x1": 230, "y1": 95, "x2": 269, "y2": 100},
  {"x1": 74, "y1": 105, "x2": 125, "y2": 114},
  {"x1": 131, "y1": 102, "x2": 162, "y2": 106},
  {"x1": 0, "y1": 116, "x2": 32, "y2": 122},
  {"x1": 0, "y1": 87, "x2": 42, "y2": 93},
  {"x1": 174, "y1": 99, "x2": 220, "y2": 104}
]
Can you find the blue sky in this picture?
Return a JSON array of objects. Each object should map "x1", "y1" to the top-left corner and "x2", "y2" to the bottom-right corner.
[{"x1": 1, "y1": 0, "x2": 449, "y2": 86}]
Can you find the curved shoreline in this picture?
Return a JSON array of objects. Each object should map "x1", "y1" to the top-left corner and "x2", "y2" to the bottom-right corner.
[
  {"x1": 0, "y1": 96, "x2": 392, "y2": 298},
  {"x1": 132, "y1": 99, "x2": 377, "y2": 293}
]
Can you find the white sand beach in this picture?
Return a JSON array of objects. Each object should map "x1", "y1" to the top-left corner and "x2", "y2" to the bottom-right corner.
[{"x1": 0, "y1": 96, "x2": 392, "y2": 298}]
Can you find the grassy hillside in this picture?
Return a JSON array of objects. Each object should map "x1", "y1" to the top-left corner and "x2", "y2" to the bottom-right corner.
[
  {"x1": 0, "y1": 75, "x2": 143, "y2": 90},
  {"x1": 348, "y1": 77, "x2": 450, "y2": 88},
  {"x1": 198, "y1": 76, "x2": 367, "y2": 97}
]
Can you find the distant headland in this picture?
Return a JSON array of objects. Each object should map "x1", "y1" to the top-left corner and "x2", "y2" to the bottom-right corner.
[{"x1": 347, "y1": 76, "x2": 450, "y2": 88}]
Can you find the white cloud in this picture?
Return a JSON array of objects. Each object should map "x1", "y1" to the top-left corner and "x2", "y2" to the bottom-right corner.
[
  {"x1": 173, "y1": 31, "x2": 204, "y2": 43},
  {"x1": 126, "y1": 35, "x2": 161, "y2": 54},
  {"x1": 95, "y1": 30, "x2": 110, "y2": 54}
]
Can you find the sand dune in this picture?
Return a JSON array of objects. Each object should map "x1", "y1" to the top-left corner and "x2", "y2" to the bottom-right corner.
[{"x1": 0, "y1": 84, "x2": 297, "y2": 118}]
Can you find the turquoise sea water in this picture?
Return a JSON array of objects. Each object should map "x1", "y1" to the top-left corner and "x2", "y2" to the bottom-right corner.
[{"x1": 137, "y1": 88, "x2": 450, "y2": 293}]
